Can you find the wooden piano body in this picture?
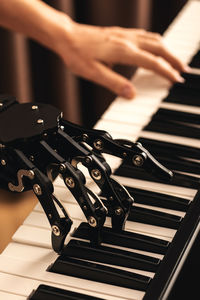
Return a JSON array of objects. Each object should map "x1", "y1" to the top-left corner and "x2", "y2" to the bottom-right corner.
[{"x1": 0, "y1": 1, "x2": 200, "y2": 299}]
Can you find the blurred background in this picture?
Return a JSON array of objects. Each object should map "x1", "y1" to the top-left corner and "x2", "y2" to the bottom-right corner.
[{"x1": 0, "y1": 0, "x2": 187, "y2": 128}]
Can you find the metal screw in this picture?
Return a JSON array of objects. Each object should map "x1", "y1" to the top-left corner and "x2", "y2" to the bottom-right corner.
[
  {"x1": 132, "y1": 154, "x2": 144, "y2": 167},
  {"x1": 85, "y1": 156, "x2": 92, "y2": 165},
  {"x1": 83, "y1": 205, "x2": 87, "y2": 211},
  {"x1": 88, "y1": 216, "x2": 97, "y2": 227},
  {"x1": 32, "y1": 105, "x2": 38, "y2": 110},
  {"x1": 82, "y1": 134, "x2": 89, "y2": 141},
  {"x1": 65, "y1": 177, "x2": 75, "y2": 188},
  {"x1": 37, "y1": 119, "x2": 44, "y2": 124},
  {"x1": 0, "y1": 102, "x2": 3, "y2": 107},
  {"x1": 91, "y1": 169, "x2": 102, "y2": 180},
  {"x1": 1, "y1": 159, "x2": 6, "y2": 166},
  {"x1": 27, "y1": 170, "x2": 35, "y2": 180},
  {"x1": 115, "y1": 207, "x2": 123, "y2": 216},
  {"x1": 59, "y1": 164, "x2": 66, "y2": 172},
  {"x1": 93, "y1": 139, "x2": 103, "y2": 150},
  {"x1": 52, "y1": 225, "x2": 60, "y2": 236},
  {"x1": 29, "y1": 155, "x2": 34, "y2": 162},
  {"x1": 123, "y1": 152, "x2": 127, "y2": 157},
  {"x1": 33, "y1": 184, "x2": 42, "y2": 195}
]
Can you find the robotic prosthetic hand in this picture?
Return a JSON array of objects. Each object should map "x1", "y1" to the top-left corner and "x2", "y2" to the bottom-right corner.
[{"x1": 0, "y1": 96, "x2": 172, "y2": 254}]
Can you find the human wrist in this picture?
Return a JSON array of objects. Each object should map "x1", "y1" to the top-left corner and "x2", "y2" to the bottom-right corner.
[
  {"x1": 0, "y1": 0, "x2": 74, "y2": 55},
  {"x1": 45, "y1": 12, "x2": 75, "y2": 54}
]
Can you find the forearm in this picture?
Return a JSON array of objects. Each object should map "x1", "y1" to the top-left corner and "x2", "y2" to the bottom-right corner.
[{"x1": 0, "y1": 0, "x2": 72, "y2": 53}]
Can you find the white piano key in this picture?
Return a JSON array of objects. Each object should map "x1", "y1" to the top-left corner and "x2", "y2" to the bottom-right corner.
[
  {"x1": 102, "y1": 109, "x2": 152, "y2": 126},
  {"x1": 134, "y1": 202, "x2": 185, "y2": 218},
  {"x1": 107, "y1": 95, "x2": 163, "y2": 113},
  {"x1": 189, "y1": 67, "x2": 200, "y2": 75},
  {"x1": 4, "y1": 241, "x2": 155, "y2": 278},
  {"x1": 0, "y1": 265, "x2": 125, "y2": 300},
  {"x1": 96, "y1": 114, "x2": 200, "y2": 150},
  {"x1": 131, "y1": 69, "x2": 170, "y2": 97},
  {"x1": 164, "y1": 1, "x2": 200, "y2": 62},
  {"x1": 34, "y1": 202, "x2": 85, "y2": 220},
  {"x1": 94, "y1": 118, "x2": 140, "y2": 140},
  {"x1": 113, "y1": 175, "x2": 197, "y2": 200},
  {"x1": 24, "y1": 211, "x2": 50, "y2": 229},
  {"x1": 54, "y1": 184, "x2": 78, "y2": 204},
  {"x1": 140, "y1": 130, "x2": 200, "y2": 149},
  {"x1": 50, "y1": 176, "x2": 186, "y2": 221},
  {"x1": 22, "y1": 204, "x2": 173, "y2": 244},
  {"x1": 2, "y1": 241, "x2": 56, "y2": 263},
  {"x1": 125, "y1": 220, "x2": 174, "y2": 240},
  {"x1": 0, "y1": 243, "x2": 145, "y2": 300},
  {"x1": 54, "y1": 176, "x2": 186, "y2": 217},
  {"x1": 12, "y1": 225, "x2": 51, "y2": 249},
  {"x1": 160, "y1": 102, "x2": 200, "y2": 115},
  {"x1": 0, "y1": 291, "x2": 25, "y2": 300}
]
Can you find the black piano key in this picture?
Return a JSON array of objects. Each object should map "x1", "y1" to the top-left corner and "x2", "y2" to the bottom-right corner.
[
  {"x1": 125, "y1": 187, "x2": 190, "y2": 212},
  {"x1": 102, "y1": 198, "x2": 182, "y2": 229},
  {"x1": 189, "y1": 50, "x2": 200, "y2": 68},
  {"x1": 181, "y1": 72, "x2": 200, "y2": 89},
  {"x1": 152, "y1": 108, "x2": 200, "y2": 124},
  {"x1": 128, "y1": 206, "x2": 182, "y2": 230},
  {"x1": 136, "y1": 141, "x2": 200, "y2": 174},
  {"x1": 29, "y1": 284, "x2": 103, "y2": 300},
  {"x1": 163, "y1": 85, "x2": 200, "y2": 106},
  {"x1": 48, "y1": 256, "x2": 151, "y2": 291},
  {"x1": 144, "y1": 119, "x2": 200, "y2": 139},
  {"x1": 115, "y1": 165, "x2": 200, "y2": 189},
  {"x1": 138, "y1": 138, "x2": 200, "y2": 160},
  {"x1": 156, "y1": 156, "x2": 200, "y2": 175},
  {"x1": 73, "y1": 223, "x2": 169, "y2": 254},
  {"x1": 61, "y1": 239, "x2": 160, "y2": 272}
]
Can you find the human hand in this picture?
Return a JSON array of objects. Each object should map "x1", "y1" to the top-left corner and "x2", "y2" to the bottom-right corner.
[
  {"x1": 0, "y1": 0, "x2": 187, "y2": 99},
  {"x1": 56, "y1": 20, "x2": 187, "y2": 99}
]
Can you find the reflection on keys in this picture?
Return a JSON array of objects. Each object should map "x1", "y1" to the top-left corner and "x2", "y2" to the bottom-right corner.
[{"x1": 0, "y1": 1, "x2": 200, "y2": 300}]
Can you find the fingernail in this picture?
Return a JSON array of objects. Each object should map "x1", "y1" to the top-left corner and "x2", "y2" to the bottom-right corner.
[
  {"x1": 175, "y1": 74, "x2": 185, "y2": 83},
  {"x1": 183, "y1": 65, "x2": 191, "y2": 73},
  {"x1": 121, "y1": 85, "x2": 135, "y2": 99}
]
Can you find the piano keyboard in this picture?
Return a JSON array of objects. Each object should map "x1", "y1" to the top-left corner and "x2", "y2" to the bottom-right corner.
[{"x1": 0, "y1": 1, "x2": 200, "y2": 299}]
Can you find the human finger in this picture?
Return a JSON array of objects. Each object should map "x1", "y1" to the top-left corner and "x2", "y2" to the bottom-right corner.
[
  {"x1": 138, "y1": 38, "x2": 187, "y2": 72},
  {"x1": 136, "y1": 49, "x2": 185, "y2": 82},
  {"x1": 96, "y1": 36, "x2": 183, "y2": 82},
  {"x1": 79, "y1": 60, "x2": 136, "y2": 99},
  {"x1": 109, "y1": 40, "x2": 184, "y2": 83}
]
